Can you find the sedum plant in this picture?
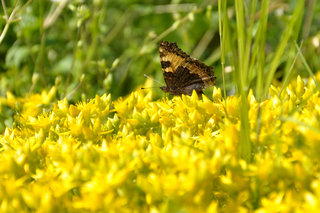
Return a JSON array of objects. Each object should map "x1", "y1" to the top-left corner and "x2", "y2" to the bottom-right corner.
[{"x1": 1, "y1": 74, "x2": 320, "y2": 212}]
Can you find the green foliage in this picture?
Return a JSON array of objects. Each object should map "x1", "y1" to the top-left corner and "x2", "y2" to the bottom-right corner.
[
  {"x1": 0, "y1": 1, "x2": 217, "y2": 101},
  {"x1": 0, "y1": 1, "x2": 318, "y2": 102}
]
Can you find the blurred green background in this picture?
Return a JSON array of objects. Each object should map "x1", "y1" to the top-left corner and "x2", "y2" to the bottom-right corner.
[{"x1": 0, "y1": 0, "x2": 320, "y2": 102}]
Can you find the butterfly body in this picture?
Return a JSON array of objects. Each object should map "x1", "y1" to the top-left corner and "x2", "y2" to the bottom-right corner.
[{"x1": 159, "y1": 41, "x2": 216, "y2": 96}]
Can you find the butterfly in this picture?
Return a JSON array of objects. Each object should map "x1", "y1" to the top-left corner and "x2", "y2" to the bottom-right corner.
[{"x1": 158, "y1": 41, "x2": 216, "y2": 96}]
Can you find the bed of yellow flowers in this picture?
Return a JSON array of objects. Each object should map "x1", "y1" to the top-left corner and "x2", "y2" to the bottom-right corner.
[{"x1": 1, "y1": 74, "x2": 320, "y2": 212}]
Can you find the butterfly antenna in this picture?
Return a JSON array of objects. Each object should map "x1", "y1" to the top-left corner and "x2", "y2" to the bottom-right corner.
[
  {"x1": 144, "y1": 74, "x2": 164, "y2": 86},
  {"x1": 141, "y1": 86, "x2": 161, "y2": 90}
]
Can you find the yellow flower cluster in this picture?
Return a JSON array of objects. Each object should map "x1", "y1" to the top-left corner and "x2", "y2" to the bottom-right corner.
[{"x1": 1, "y1": 74, "x2": 320, "y2": 212}]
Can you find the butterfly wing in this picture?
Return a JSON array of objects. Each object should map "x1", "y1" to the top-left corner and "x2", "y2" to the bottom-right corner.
[{"x1": 159, "y1": 41, "x2": 215, "y2": 95}]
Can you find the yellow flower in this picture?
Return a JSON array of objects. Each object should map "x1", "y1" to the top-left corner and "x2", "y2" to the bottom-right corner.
[{"x1": 1, "y1": 75, "x2": 320, "y2": 212}]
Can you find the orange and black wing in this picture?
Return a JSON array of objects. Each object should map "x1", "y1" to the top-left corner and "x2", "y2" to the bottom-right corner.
[{"x1": 159, "y1": 41, "x2": 215, "y2": 95}]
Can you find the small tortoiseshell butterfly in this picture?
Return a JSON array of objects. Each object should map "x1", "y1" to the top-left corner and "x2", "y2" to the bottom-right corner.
[{"x1": 159, "y1": 41, "x2": 216, "y2": 96}]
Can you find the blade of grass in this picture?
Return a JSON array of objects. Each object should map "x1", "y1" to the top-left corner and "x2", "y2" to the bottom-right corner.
[
  {"x1": 254, "y1": 0, "x2": 270, "y2": 164},
  {"x1": 295, "y1": 41, "x2": 320, "y2": 92},
  {"x1": 37, "y1": 0, "x2": 47, "y2": 85},
  {"x1": 218, "y1": 0, "x2": 227, "y2": 100},
  {"x1": 282, "y1": 3, "x2": 304, "y2": 80},
  {"x1": 235, "y1": 0, "x2": 251, "y2": 162},
  {"x1": 255, "y1": 0, "x2": 269, "y2": 101},
  {"x1": 244, "y1": 0, "x2": 257, "y2": 84},
  {"x1": 301, "y1": 0, "x2": 315, "y2": 40},
  {"x1": 263, "y1": 0, "x2": 305, "y2": 98},
  {"x1": 278, "y1": 42, "x2": 300, "y2": 97},
  {"x1": 235, "y1": 0, "x2": 246, "y2": 91},
  {"x1": 192, "y1": 29, "x2": 215, "y2": 59}
]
